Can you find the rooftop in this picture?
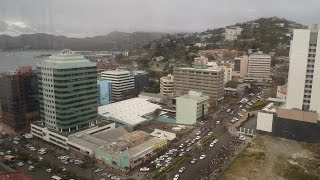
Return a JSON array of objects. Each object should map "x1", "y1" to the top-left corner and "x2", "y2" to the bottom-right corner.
[
  {"x1": 0, "y1": 172, "x2": 30, "y2": 180},
  {"x1": 175, "y1": 67, "x2": 223, "y2": 72},
  {"x1": 177, "y1": 90, "x2": 210, "y2": 102},
  {"x1": 98, "y1": 98, "x2": 162, "y2": 126},
  {"x1": 249, "y1": 52, "x2": 271, "y2": 59},
  {"x1": 101, "y1": 70, "x2": 131, "y2": 75},
  {"x1": 139, "y1": 92, "x2": 166, "y2": 99},
  {"x1": 127, "y1": 137, "x2": 164, "y2": 157},
  {"x1": 150, "y1": 129, "x2": 176, "y2": 141}
]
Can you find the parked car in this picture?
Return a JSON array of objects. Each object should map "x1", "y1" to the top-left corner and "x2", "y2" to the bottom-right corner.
[
  {"x1": 239, "y1": 135, "x2": 246, "y2": 141},
  {"x1": 173, "y1": 174, "x2": 180, "y2": 180},
  {"x1": 200, "y1": 154, "x2": 206, "y2": 160},
  {"x1": 17, "y1": 162, "x2": 24, "y2": 167},
  {"x1": 190, "y1": 158, "x2": 197, "y2": 164},
  {"x1": 140, "y1": 167, "x2": 149, "y2": 172},
  {"x1": 178, "y1": 167, "x2": 186, "y2": 173}
]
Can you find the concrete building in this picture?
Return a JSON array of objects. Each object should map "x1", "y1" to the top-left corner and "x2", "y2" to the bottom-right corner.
[
  {"x1": 232, "y1": 55, "x2": 249, "y2": 78},
  {"x1": 244, "y1": 52, "x2": 272, "y2": 83},
  {"x1": 225, "y1": 26, "x2": 243, "y2": 41},
  {"x1": 97, "y1": 80, "x2": 112, "y2": 105},
  {"x1": 256, "y1": 25, "x2": 320, "y2": 143},
  {"x1": 36, "y1": 49, "x2": 97, "y2": 133},
  {"x1": 31, "y1": 120, "x2": 116, "y2": 154},
  {"x1": 276, "y1": 83, "x2": 287, "y2": 99},
  {"x1": 101, "y1": 70, "x2": 134, "y2": 102},
  {"x1": 98, "y1": 98, "x2": 162, "y2": 131},
  {"x1": 206, "y1": 62, "x2": 232, "y2": 84},
  {"x1": 176, "y1": 91, "x2": 210, "y2": 125},
  {"x1": 138, "y1": 92, "x2": 167, "y2": 104},
  {"x1": 286, "y1": 25, "x2": 320, "y2": 115},
  {"x1": 95, "y1": 131, "x2": 167, "y2": 170},
  {"x1": 0, "y1": 66, "x2": 39, "y2": 132},
  {"x1": 173, "y1": 67, "x2": 224, "y2": 101},
  {"x1": 133, "y1": 70, "x2": 149, "y2": 93},
  {"x1": 160, "y1": 74, "x2": 174, "y2": 96}
]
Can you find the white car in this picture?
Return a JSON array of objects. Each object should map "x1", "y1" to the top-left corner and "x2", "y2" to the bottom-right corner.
[
  {"x1": 46, "y1": 168, "x2": 52, "y2": 173},
  {"x1": 190, "y1": 158, "x2": 197, "y2": 164},
  {"x1": 94, "y1": 168, "x2": 104, "y2": 173},
  {"x1": 196, "y1": 131, "x2": 201, "y2": 136},
  {"x1": 186, "y1": 147, "x2": 192, "y2": 152},
  {"x1": 239, "y1": 135, "x2": 246, "y2": 141},
  {"x1": 178, "y1": 167, "x2": 185, "y2": 173},
  {"x1": 209, "y1": 143, "x2": 214, "y2": 147},
  {"x1": 200, "y1": 154, "x2": 206, "y2": 160},
  {"x1": 179, "y1": 144, "x2": 184, "y2": 148},
  {"x1": 179, "y1": 152, "x2": 185, "y2": 157},
  {"x1": 212, "y1": 139, "x2": 219, "y2": 144},
  {"x1": 173, "y1": 174, "x2": 179, "y2": 180},
  {"x1": 140, "y1": 167, "x2": 149, "y2": 172},
  {"x1": 195, "y1": 136, "x2": 201, "y2": 140},
  {"x1": 13, "y1": 141, "x2": 19, "y2": 144},
  {"x1": 29, "y1": 147, "x2": 36, "y2": 151},
  {"x1": 226, "y1": 109, "x2": 231, "y2": 113},
  {"x1": 180, "y1": 148, "x2": 184, "y2": 152},
  {"x1": 17, "y1": 162, "x2": 24, "y2": 167},
  {"x1": 0, "y1": 152, "x2": 4, "y2": 156}
]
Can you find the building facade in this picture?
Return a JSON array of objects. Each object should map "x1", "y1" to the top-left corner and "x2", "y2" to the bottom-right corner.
[
  {"x1": 100, "y1": 70, "x2": 134, "y2": 102},
  {"x1": 160, "y1": 74, "x2": 174, "y2": 96},
  {"x1": 0, "y1": 66, "x2": 39, "y2": 132},
  {"x1": 133, "y1": 71, "x2": 149, "y2": 93},
  {"x1": 244, "y1": 52, "x2": 272, "y2": 83},
  {"x1": 276, "y1": 83, "x2": 287, "y2": 99},
  {"x1": 176, "y1": 91, "x2": 210, "y2": 125},
  {"x1": 37, "y1": 49, "x2": 97, "y2": 132},
  {"x1": 174, "y1": 67, "x2": 224, "y2": 101},
  {"x1": 232, "y1": 55, "x2": 249, "y2": 78},
  {"x1": 286, "y1": 25, "x2": 320, "y2": 119},
  {"x1": 97, "y1": 80, "x2": 112, "y2": 105}
]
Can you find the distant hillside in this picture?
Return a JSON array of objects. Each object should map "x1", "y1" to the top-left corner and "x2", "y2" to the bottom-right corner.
[{"x1": 0, "y1": 31, "x2": 165, "y2": 51}]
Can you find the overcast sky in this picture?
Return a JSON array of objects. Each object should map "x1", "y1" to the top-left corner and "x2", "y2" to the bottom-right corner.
[{"x1": 0, "y1": 0, "x2": 320, "y2": 37}]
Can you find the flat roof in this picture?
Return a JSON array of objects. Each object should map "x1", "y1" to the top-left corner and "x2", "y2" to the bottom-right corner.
[
  {"x1": 128, "y1": 137, "x2": 164, "y2": 157},
  {"x1": 150, "y1": 129, "x2": 176, "y2": 141},
  {"x1": 175, "y1": 67, "x2": 223, "y2": 72},
  {"x1": 98, "y1": 98, "x2": 162, "y2": 126},
  {"x1": 101, "y1": 70, "x2": 130, "y2": 75},
  {"x1": 266, "y1": 98, "x2": 286, "y2": 103},
  {"x1": 68, "y1": 126, "x2": 128, "y2": 150},
  {"x1": 139, "y1": 92, "x2": 166, "y2": 99}
]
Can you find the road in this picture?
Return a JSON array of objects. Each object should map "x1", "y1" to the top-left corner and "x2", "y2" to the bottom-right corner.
[{"x1": 168, "y1": 125, "x2": 234, "y2": 180}]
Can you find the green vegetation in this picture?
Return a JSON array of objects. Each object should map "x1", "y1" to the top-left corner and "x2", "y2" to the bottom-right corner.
[
  {"x1": 225, "y1": 80, "x2": 240, "y2": 89},
  {"x1": 202, "y1": 135, "x2": 216, "y2": 146},
  {"x1": 249, "y1": 101, "x2": 268, "y2": 111},
  {"x1": 281, "y1": 164, "x2": 320, "y2": 180}
]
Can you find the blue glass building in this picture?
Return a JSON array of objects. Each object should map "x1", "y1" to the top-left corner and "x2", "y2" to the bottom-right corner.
[{"x1": 97, "y1": 80, "x2": 112, "y2": 105}]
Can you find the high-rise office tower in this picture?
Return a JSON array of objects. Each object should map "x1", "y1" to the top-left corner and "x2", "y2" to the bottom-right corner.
[
  {"x1": 0, "y1": 66, "x2": 39, "y2": 132},
  {"x1": 286, "y1": 25, "x2": 320, "y2": 118},
  {"x1": 37, "y1": 49, "x2": 97, "y2": 132}
]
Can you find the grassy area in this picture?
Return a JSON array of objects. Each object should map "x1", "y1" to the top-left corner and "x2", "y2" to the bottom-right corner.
[{"x1": 248, "y1": 101, "x2": 268, "y2": 111}]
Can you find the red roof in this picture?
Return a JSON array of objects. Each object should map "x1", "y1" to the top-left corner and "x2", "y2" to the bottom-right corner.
[{"x1": 0, "y1": 172, "x2": 30, "y2": 180}]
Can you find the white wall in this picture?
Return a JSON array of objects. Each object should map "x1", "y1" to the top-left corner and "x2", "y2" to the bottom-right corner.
[
  {"x1": 256, "y1": 112, "x2": 274, "y2": 132},
  {"x1": 310, "y1": 30, "x2": 320, "y2": 120},
  {"x1": 286, "y1": 29, "x2": 310, "y2": 110}
]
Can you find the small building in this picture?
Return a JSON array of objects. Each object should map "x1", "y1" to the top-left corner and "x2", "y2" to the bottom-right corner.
[
  {"x1": 97, "y1": 79, "x2": 112, "y2": 105},
  {"x1": 95, "y1": 131, "x2": 167, "y2": 170},
  {"x1": 0, "y1": 172, "x2": 30, "y2": 180},
  {"x1": 244, "y1": 52, "x2": 272, "y2": 83},
  {"x1": 176, "y1": 91, "x2": 210, "y2": 125},
  {"x1": 277, "y1": 83, "x2": 287, "y2": 99},
  {"x1": 98, "y1": 98, "x2": 162, "y2": 131}
]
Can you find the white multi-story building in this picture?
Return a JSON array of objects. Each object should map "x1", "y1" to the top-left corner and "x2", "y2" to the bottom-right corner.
[
  {"x1": 101, "y1": 70, "x2": 134, "y2": 102},
  {"x1": 160, "y1": 74, "x2": 174, "y2": 96},
  {"x1": 244, "y1": 52, "x2": 272, "y2": 83},
  {"x1": 286, "y1": 25, "x2": 320, "y2": 118},
  {"x1": 225, "y1": 26, "x2": 243, "y2": 41},
  {"x1": 207, "y1": 62, "x2": 232, "y2": 84}
]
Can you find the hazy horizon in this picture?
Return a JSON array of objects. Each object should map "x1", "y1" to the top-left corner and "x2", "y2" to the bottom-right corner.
[{"x1": 1, "y1": 0, "x2": 320, "y2": 37}]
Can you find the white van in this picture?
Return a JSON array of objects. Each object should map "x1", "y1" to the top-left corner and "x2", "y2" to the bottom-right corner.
[{"x1": 51, "y1": 175, "x2": 62, "y2": 180}]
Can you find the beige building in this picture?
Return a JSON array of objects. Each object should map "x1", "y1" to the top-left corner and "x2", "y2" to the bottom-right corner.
[
  {"x1": 244, "y1": 52, "x2": 272, "y2": 83},
  {"x1": 160, "y1": 74, "x2": 174, "y2": 96},
  {"x1": 232, "y1": 55, "x2": 249, "y2": 78},
  {"x1": 173, "y1": 67, "x2": 224, "y2": 101}
]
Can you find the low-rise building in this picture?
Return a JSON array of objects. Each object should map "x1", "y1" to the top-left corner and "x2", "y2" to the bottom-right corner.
[
  {"x1": 138, "y1": 92, "x2": 167, "y2": 104},
  {"x1": 176, "y1": 91, "x2": 210, "y2": 125},
  {"x1": 276, "y1": 83, "x2": 287, "y2": 99},
  {"x1": 232, "y1": 55, "x2": 249, "y2": 78},
  {"x1": 98, "y1": 98, "x2": 162, "y2": 131}
]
